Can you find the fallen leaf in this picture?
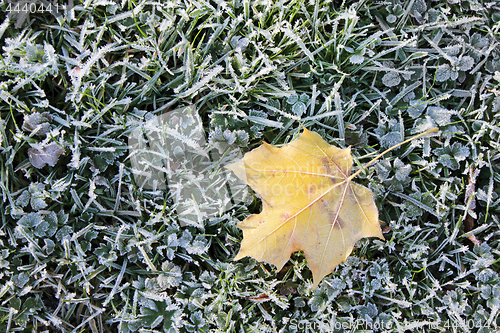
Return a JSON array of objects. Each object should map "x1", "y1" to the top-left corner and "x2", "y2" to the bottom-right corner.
[
  {"x1": 22, "y1": 112, "x2": 52, "y2": 136},
  {"x1": 464, "y1": 166, "x2": 481, "y2": 246},
  {"x1": 464, "y1": 166, "x2": 477, "y2": 233},
  {"x1": 467, "y1": 234, "x2": 481, "y2": 247},
  {"x1": 227, "y1": 126, "x2": 438, "y2": 288},
  {"x1": 28, "y1": 142, "x2": 65, "y2": 169},
  {"x1": 243, "y1": 293, "x2": 271, "y2": 302}
]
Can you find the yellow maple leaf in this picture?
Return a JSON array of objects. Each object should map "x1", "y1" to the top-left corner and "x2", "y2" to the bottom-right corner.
[{"x1": 226, "y1": 126, "x2": 438, "y2": 288}]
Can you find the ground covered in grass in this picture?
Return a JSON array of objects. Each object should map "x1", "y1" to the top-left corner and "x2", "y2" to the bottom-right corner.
[{"x1": 1, "y1": 0, "x2": 500, "y2": 332}]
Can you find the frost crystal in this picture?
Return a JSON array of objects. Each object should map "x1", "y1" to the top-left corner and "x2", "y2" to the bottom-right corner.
[
  {"x1": 22, "y1": 112, "x2": 52, "y2": 135},
  {"x1": 382, "y1": 72, "x2": 401, "y2": 87},
  {"x1": 349, "y1": 54, "x2": 365, "y2": 64},
  {"x1": 426, "y1": 107, "x2": 454, "y2": 126}
]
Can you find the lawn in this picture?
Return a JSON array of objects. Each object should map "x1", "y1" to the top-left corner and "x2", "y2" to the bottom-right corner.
[{"x1": 0, "y1": 0, "x2": 500, "y2": 332}]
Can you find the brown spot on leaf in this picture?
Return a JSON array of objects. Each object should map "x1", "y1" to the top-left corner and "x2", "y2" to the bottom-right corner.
[
  {"x1": 332, "y1": 216, "x2": 345, "y2": 229},
  {"x1": 321, "y1": 156, "x2": 332, "y2": 174},
  {"x1": 321, "y1": 157, "x2": 341, "y2": 184},
  {"x1": 308, "y1": 185, "x2": 316, "y2": 195}
]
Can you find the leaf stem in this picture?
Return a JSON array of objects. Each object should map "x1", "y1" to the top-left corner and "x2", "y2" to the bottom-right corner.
[{"x1": 349, "y1": 127, "x2": 439, "y2": 181}]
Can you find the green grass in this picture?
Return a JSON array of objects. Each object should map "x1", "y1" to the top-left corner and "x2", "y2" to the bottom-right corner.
[{"x1": 0, "y1": 0, "x2": 500, "y2": 332}]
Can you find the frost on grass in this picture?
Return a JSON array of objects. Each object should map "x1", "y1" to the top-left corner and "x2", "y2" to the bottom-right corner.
[
  {"x1": 28, "y1": 142, "x2": 65, "y2": 168},
  {"x1": 22, "y1": 112, "x2": 52, "y2": 135},
  {"x1": 0, "y1": 0, "x2": 499, "y2": 331}
]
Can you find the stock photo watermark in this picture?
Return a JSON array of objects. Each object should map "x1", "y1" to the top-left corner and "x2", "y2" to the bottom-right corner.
[
  {"x1": 127, "y1": 105, "x2": 248, "y2": 227},
  {"x1": 288, "y1": 317, "x2": 497, "y2": 332},
  {"x1": 5, "y1": 0, "x2": 75, "y2": 28},
  {"x1": 289, "y1": 318, "x2": 393, "y2": 331}
]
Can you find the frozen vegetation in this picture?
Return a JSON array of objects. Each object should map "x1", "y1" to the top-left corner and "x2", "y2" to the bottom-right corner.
[{"x1": 0, "y1": 0, "x2": 499, "y2": 331}]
